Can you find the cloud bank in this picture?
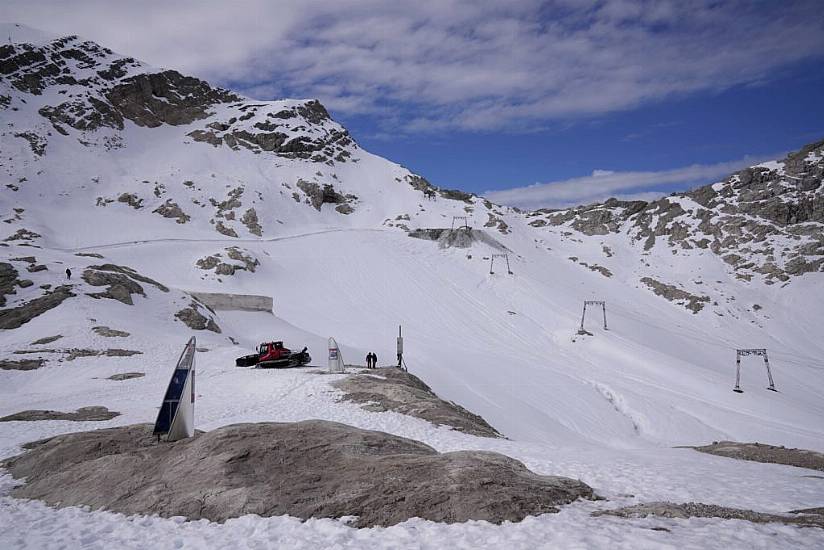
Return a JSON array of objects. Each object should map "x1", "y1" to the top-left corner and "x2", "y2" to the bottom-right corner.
[
  {"x1": 484, "y1": 155, "x2": 771, "y2": 210},
  {"x1": 4, "y1": 1, "x2": 823, "y2": 132}
]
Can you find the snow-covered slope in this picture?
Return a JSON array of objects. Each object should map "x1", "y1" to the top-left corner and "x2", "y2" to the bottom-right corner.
[{"x1": 2, "y1": 23, "x2": 824, "y2": 548}]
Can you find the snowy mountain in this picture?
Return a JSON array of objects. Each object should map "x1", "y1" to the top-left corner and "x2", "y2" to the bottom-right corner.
[{"x1": 2, "y1": 23, "x2": 824, "y2": 548}]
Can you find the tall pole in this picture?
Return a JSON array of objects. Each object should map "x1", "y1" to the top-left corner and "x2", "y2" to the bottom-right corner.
[
  {"x1": 580, "y1": 302, "x2": 587, "y2": 332},
  {"x1": 734, "y1": 353, "x2": 743, "y2": 393},
  {"x1": 397, "y1": 325, "x2": 404, "y2": 369},
  {"x1": 602, "y1": 302, "x2": 607, "y2": 330},
  {"x1": 764, "y1": 353, "x2": 776, "y2": 391}
]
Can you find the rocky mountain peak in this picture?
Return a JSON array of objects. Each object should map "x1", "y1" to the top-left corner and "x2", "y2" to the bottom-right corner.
[
  {"x1": 527, "y1": 140, "x2": 824, "y2": 284},
  {"x1": 1, "y1": 28, "x2": 357, "y2": 164}
]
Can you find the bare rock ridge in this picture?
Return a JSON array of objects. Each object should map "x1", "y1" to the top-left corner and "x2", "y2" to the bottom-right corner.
[
  {"x1": 527, "y1": 140, "x2": 824, "y2": 284},
  {"x1": 1, "y1": 32, "x2": 356, "y2": 166},
  {"x1": 0, "y1": 406, "x2": 119, "y2": 422},
  {"x1": 334, "y1": 367, "x2": 502, "y2": 438},
  {"x1": 0, "y1": 284, "x2": 74, "y2": 330},
  {"x1": 593, "y1": 502, "x2": 824, "y2": 529},
  {"x1": 1, "y1": 421, "x2": 595, "y2": 527},
  {"x1": 690, "y1": 441, "x2": 824, "y2": 472}
]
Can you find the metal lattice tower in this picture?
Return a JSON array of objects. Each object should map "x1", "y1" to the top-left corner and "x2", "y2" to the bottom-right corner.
[
  {"x1": 451, "y1": 216, "x2": 469, "y2": 231},
  {"x1": 489, "y1": 253, "x2": 513, "y2": 275},
  {"x1": 733, "y1": 348, "x2": 776, "y2": 393},
  {"x1": 579, "y1": 300, "x2": 607, "y2": 332}
]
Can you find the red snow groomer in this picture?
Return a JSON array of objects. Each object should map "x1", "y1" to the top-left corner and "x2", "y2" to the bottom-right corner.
[{"x1": 235, "y1": 341, "x2": 311, "y2": 368}]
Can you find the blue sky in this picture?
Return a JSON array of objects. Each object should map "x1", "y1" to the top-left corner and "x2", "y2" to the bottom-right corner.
[
  {"x1": 6, "y1": 0, "x2": 824, "y2": 208},
  {"x1": 361, "y1": 57, "x2": 824, "y2": 206}
]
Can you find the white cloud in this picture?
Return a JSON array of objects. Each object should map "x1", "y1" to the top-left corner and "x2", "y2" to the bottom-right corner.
[
  {"x1": 3, "y1": 1, "x2": 823, "y2": 132},
  {"x1": 483, "y1": 154, "x2": 774, "y2": 210}
]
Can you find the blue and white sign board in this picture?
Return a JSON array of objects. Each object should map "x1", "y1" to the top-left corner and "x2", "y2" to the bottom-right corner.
[{"x1": 154, "y1": 336, "x2": 196, "y2": 442}]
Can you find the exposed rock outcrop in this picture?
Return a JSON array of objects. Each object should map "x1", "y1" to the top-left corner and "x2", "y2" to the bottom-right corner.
[
  {"x1": 640, "y1": 277, "x2": 709, "y2": 313},
  {"x1": 175, "y1": 302, "x2": 221, "y2": 333},
  {"x1": 0, "y1": 406, "x2": 120, "y2": 422},
  {"x1": 82, "y1": 264, "x2": 168, "y2": 305},
  {"x1": 107, "y1": 372, "x2": 145, "y2": 381},
  {"x1": 1, "y1": 421, "x2": 595, "y2": 527},
  {"x1": 592, "y1": 502, "x2": 824, "y2": 529},
  {"x1": 0, "y1": 358, "x2": 45, "y2": 371},
  {"x1": 92, "y1": 326, "x2": 130, "y2": 338},
  {"x1": 334, "y1": 367, "x2": 502, "y2": 437},
  {"x1": 691, "y1": 441, "x2": 824, "y2": 472},
  {"x1": 0, "y1": 285, "x2": 75, "y2": 329},
  {"x1": 528, "y1": 141, "x2": 824, "y2": 284},
  {"x1": 153, "y1": 199, "x2": 190, "y2": 224},
  {"x1": 0, "y1": 261, "x2": 19, "y2": 306}
]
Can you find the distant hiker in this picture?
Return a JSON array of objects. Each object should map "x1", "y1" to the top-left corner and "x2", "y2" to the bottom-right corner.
[
  {"x1": 371, "y1": 352, "x2": 378, "y2": 369},
  {"x1": 365, "y1": 352, "x2": 372, "y2": 369},
  {"x1": 65, "y1": 268, "x2": 71, "y2": 279}
]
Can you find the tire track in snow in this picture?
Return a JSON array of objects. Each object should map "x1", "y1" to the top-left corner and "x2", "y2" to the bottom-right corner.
[{"x1": 59, "y1": 228, "x2": 390, "y2": 252}]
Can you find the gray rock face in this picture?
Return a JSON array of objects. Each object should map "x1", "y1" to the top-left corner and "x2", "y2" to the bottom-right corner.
[
  {"x1": 92, "y1": 326, "x2": 130, "y2": 338},
  {"x1": 215, "y1": 221, "x2": 238, "y2": 238},
  {"x1": 83, "y1": 269, "x2": 144, "y2": 305},
  {"x1": 106, "y1": 70, "x2": 239, "y2": 128},
  {"x1": 296, "y1": 180, "x2": 351, "y2": 211},
  {"x1": 0, "y1": 285, "x2": 75, "y2": 329},
  {"x1": 0, "y1": 406, "x2": 120, "y2": 422},
  {"x1": 1, "y1": 421, "x2": 595, "y2": 527},
  {"x1": 691, "y1": 441, "x2": 824, "y2": 472},
  {"x1": 334, "y1": 367, "x2": 502, "y2": 438},
  {"x1": 438, "y1": 188, "x2": 475, "y2": 203},
  {"x1": 529, "y1": 140, "x2": 824, "y2": 283},
  {"x1": 31, "y1": 335, "x2": 63, "y2": 345},
  {"x1": 152, "y1": 200, "x2": 190, "y2": 224},
  {"x1": 0, "y1": 261, "x2": 19, "y2": 306},
  {"x1": 196, "y1": 248, "x2": 258, "y2": 277},
  {"x1": 107, "y1": 372, "x2": 145, "y2": 381},
  {"x1": 0, "y1": 358, "x2": 45, "y2": 371},
  {"x1": 116, "y1": 193, "x2": 143, "y2": 209},
  {"x1": 640, "y1": 277, "x2": 709, "y2": 313},
  {"x1": 592, "y1": 502, "x2": 824, "y2": 529},
  {"x1": 240, "y1": 208, "x2": 262, "y2": 235},
  {"x1": 175, "y1": 302, "x2": 221, "y2": 333},
  {"x1": 82, "y1": 264, "x2": 169, "y2": 305},
  {"x1": 187, "y1": 100, "x2": 355, "y2": 163}
]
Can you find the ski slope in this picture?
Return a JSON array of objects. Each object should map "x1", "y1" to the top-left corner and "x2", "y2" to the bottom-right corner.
[{"x1": 2, "y1": 23, "x2": 824, "y2": 547}]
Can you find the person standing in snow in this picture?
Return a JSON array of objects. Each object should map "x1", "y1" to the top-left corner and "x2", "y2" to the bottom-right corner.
[
  {"x1": 371, "y1": 352, "x2": 378, "y2": 369},
  {"x1": 365, "y1": 352, "x2": 373, "y2": 369},
  {"x1": 65, "y1": 268, "x2": 71, "y2": 279}
]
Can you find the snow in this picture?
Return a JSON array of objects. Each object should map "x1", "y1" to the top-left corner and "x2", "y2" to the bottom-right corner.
[
  {"x1": 0, "y1": 22, "x2": 60, "y2": 46},
  {"x1": 1, "y1": 26, "x2": 823, "y2": 548}
]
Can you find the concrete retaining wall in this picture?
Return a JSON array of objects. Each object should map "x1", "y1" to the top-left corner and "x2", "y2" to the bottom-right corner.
[{"x1": 189, "y1": 292, "x2": 273, "y2": 312}]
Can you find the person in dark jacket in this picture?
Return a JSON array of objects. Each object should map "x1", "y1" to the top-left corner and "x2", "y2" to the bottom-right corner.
[
  {"x1": 65, "y1": 268, "x2": 72, "y2": 279},
  {"x1": 365, "y1": 352, "x2": 373, "y2": 369},
  {"x1": 371, "y1": 352, "x2": 378, "y2": 368}
]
